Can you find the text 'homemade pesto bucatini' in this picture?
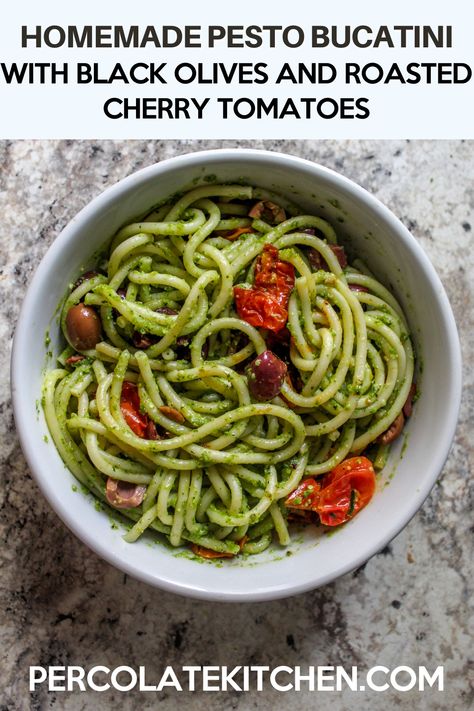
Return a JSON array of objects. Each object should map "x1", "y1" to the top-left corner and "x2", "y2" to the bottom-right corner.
[{"x1": 43, "y1": 183, "x2": 416, "y2": 559}]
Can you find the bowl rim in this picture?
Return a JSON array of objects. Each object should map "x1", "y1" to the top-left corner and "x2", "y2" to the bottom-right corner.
[{"x1": 10, "y1": 148, "x2": 463, "y2": 601}]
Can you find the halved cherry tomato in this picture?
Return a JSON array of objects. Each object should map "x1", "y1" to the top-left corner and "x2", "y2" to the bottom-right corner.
[
  {"x1": 191, "y1": 536, "x2": 248, "y2": 559},
  {"x1": 285, "y1": 478, "x2": 321, "y2": 510},
  {"x1": 218, "y1": 227, "x2": 255, "y2": 241},
  {"x1": 120, "y1": 381, "x2": 149, "y2": 438},
  {"x1": 65, "y1": 354, "x2": 86, "y2": 366},
  {"x1": 234, "y1": 288, "x2": 289, "y2": 332},
  {"x1": 191, "y1": 545, "x2": 234, "y2": 559},
  {"x1": 234, "y1": 244, "x2": 295, "y2": 332},
  {"x1": 285, "y1": 456, "x2": 376, "y2": 527},
  {"x1": 315, "y1": 457, "x2": 376, "y2": 526},
  {"x1": 254, "y1": 243, "x2": 294, "y2": 293}
]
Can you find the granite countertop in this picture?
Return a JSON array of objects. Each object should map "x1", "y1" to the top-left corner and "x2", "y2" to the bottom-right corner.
[{"x1": 0, "y1": 140, "x2": 472, "y2": 710}]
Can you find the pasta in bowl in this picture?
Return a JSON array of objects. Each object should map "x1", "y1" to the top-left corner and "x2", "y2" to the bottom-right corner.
[
  {"x1": 43, "y1": 184, "x2": 415, "y2": 559},
  {"x1": 12, "y1": 150, "x2": 461, "y2": 599}
]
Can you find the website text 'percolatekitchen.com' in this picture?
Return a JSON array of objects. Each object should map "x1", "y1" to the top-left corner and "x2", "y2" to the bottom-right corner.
[{"x1": 30, "y1": 665, "x2": 444, "y2": 693}]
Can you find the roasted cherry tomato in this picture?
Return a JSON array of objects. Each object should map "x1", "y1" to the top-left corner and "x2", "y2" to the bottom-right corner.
[
  {"x1": 120, "y1": 381, "x2": 149, "y2": 438},
  {"x1": 191, "y1": 536, "x2": 248, "y2": 559},
  {"x1": 285, "y1": 457, "x2": 376, "y2": 527},
  {"x1": 190, "y1": 545, "x2": 235, "y2": 559},
  {"x1": 233, "y1": 244, "x2": 295, "y2": 332},
  {"x1": 285, "y1": 478, "x2": 321, "y2": 510},
  {"x1": 233, "y1": 288, "x2": 288, "y2": 331},
  {"x1": 315, "y1": 457, "x2": 376, "y2": 526},
  {"x1": 219, "y1": 227, "x2": 255, "y2": 241},
  {"x1": 254, "y1": 243, "x2": 295, "y2": 293},
  {"x1": 65, "y1": 354, "x2": 85, "y2": 366}
]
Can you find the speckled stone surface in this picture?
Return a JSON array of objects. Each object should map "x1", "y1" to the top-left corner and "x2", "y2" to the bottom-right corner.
[{"x1": 0, "y1": 140, "x2": 472, "y2": 711}]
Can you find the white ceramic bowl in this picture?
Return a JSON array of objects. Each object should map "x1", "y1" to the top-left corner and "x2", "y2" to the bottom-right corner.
[{"x1": 11, "y1": 149, "x2": 461, "y2": 601}]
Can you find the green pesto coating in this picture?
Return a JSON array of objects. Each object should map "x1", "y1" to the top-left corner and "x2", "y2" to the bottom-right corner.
[{"x1": 43, "y1": 183, "x2": 415, "y2": 559}]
